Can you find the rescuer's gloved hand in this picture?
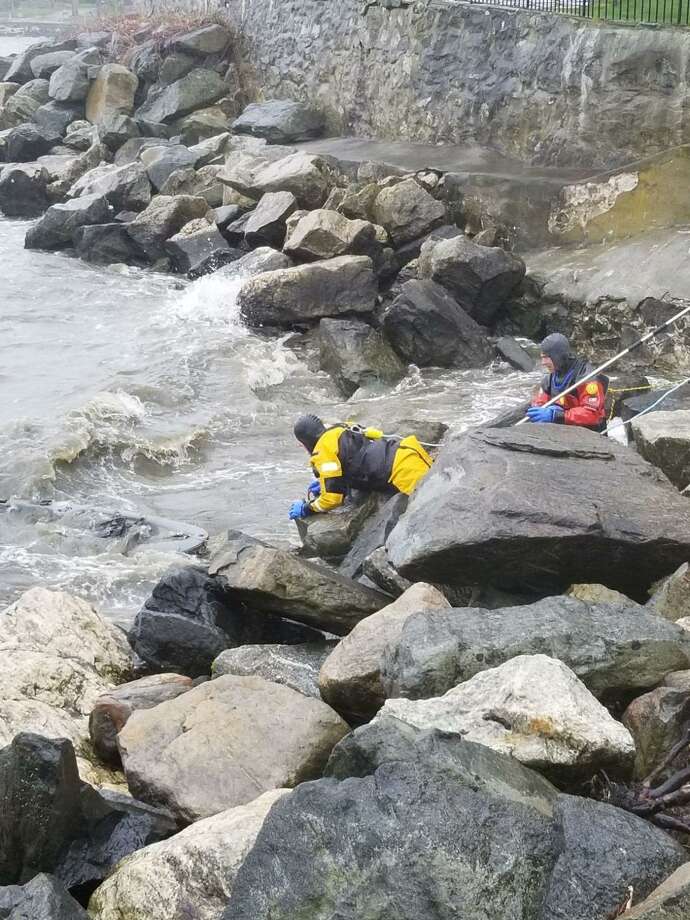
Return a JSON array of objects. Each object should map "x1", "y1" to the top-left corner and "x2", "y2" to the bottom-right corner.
[
  {"x1": 289, "y1": 499, "x2": 311, "y2": 520},
  {"x1": 307, "y1": 478, "x2": 321, "y2": 499},
  {"x1": 526, "y1": 405, "x2": 564, "y2": 424}
]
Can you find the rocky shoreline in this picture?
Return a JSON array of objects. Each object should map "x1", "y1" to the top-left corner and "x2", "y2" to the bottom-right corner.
[{"x1": 3, "y1": 18, "x2": 690, "y2": 920}]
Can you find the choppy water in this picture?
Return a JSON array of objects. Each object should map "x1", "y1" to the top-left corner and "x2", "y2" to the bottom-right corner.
[{"x1": 0, "y1": 44, "x2": 538, "y2": 619}]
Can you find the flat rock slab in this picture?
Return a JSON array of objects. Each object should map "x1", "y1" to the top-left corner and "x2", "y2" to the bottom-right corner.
[
  {"x1": 632, "y1": 408, "x2": 690, "y2": 490},
  {"x1": 118, "y1": 674, "x2": 349, "y2": 825},
  {"x1": 386, "y1": 424, "x2": 690, "y2": 599},
  {"x1": 212, "y1": 643, "x2": 336, "y2": 698}
]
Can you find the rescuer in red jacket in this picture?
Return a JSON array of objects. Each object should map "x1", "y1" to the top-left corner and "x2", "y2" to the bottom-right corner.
[{"x1": 526, "y1": 333, "x2": 607, "y2": 431}]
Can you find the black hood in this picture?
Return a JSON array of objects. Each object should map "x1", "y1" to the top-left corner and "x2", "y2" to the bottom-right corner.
[
  {"x1": 294, "y1": 414, "x2": 326, "y2": 452},
  {"x1": 540, "y1": 333, "x2": 573, "y2": 374}
]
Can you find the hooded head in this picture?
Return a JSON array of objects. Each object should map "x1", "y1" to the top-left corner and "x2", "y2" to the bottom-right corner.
[
  {"x1": 539, "y1": 333, "x2": 573, "y2": 374},
  {"x1": 294, "y1": 414, "x2": 326, "y2": 453}
]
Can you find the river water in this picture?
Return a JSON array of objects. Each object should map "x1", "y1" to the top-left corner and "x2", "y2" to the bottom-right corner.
[{"x1": 0, "y1": 36, "x2": 537, "y2": 621}]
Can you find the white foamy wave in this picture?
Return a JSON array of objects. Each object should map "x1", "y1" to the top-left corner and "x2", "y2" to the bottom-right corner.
[{"x1": 159, "y1": 271, "x2": 247, "y2": 331}]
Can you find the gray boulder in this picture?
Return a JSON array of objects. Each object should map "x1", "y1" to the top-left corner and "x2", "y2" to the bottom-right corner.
[
  {"x1": 386, "y1": 424, "x2": 690, "y2": 598},
  {"x1": 496, "y1": 335, "x2": 535, "y2": 371},
  {"x1": 283, "y1": 207, "x2": 383, "y2": 262},
  {"x1": 622, "y1": 864, "x2": 690, "y2": 919},
  {"x1": 85, "y1": 64, "x2": 137, "y2": 125},
  {"x1": 238, "y1": 255, "x2": 377, "y2": 327},
  {"x1": 0, "y1": 163, "x2": 50, "y2": 217},
  {"x1": 632, "y1": 408, "x2": 690, "y2": 490},
  {"x1": 165, "y1": 218, "x2": 236, "y2": 275},
  {"x1": 383, "y1": 595, "x2": 690, "y2": 702},
  {"x1": 89, "y1": 673, "x2": 193, "y2": 765},
  {"x1": 382, "y1": 279, "x2": 493, "y2": 368},
  {"x1": 63, "y1": 121, "x2": 96, "y2": 152},
  {"x1": 372, "y1": 177, "x2": 446, "y2": 245},
  {"x1": 126, "y1": 194, "x2": 209, "y2": 261},
  {"x1": 156, "y1": 51, "x2": 196, "y2": 88},
  {"x1": 140, "y1": 143, "x2": 197, "y2": 191},
  {"x1": 30, "y1": 50, "x2": 75, "y2": 80},
  {"x1": 622, "y1": 684, "x2": 690, "y2": 780},
  {"x1": 2, "y1": 874, "x2": 87, "y2": 920},
  {"x1": 382, "y1": 654, "x2": 635, "y2": 785},
  {"x1": 6, "y1": 123, "x2": 59, "y2": 162},
  {"x1": 208, "y1": 530, "x2": 389, "y2": 635},
  {"x1": 135, "y1": 68, "x2": 227, "y2": 125},
  {"x1": 212, "y1": 642, "x2": 336, "y2": 699},
  {"x1": 25, "y1": 193, "x2": 111, "y2": 251},
  {"x1": 0, "y1": 78, "x2": 49, "y2": 128},
  {"x1": 48, "y1": 58, "x2": 90, "y2": 102},
  {"x1": 158, "y1": 165, "x2": 224, "y2": 206},
  {"x1": 5, "y1": 40, "x2": 76, "y2": 84},
  {"x1": 0, "y1": 81, "x2": 19, "y2": 106},
  {"x1": 74, "y1": 222, "x2": 148, "y2": 266},
  {"x1": 244, "y1": 152, "x2": 331, "y2": 209},
  {"x1": 418, "y1": 234, "x2": 526, "y2": 324},
  {"x1": 189, "y1": 131, "x2": 230, "y2": 167},
  {"x1": 97, "y1": 112, "x2": 139, "y2": 151},
  {"x1": 296, "y1": 493, "x2": 383, "y2": 560},
  {"x1": 232, "y1": 100, "x2": 324, "y2": 144},
  {"x1": 171, "y1": 105, "x2": 229, "y2": 144},
  {"x1": 339, "y1": 492, "x2": 410, "y2": 580},
  {"x1": 33, "y1": 101, "x2": 82, "y2": 136},
  {"x1": 319, "y1": 316, "x2": 405, "y2": 396},
  {"x1": 70, "y1": 162, "x2": 151, "y2": 213},
  {"x1": 647, "y1": 562, "x2": 690, "y2": 621},
  {"x1": 243, "y1": 190, "x2": 297, "y2": 247},
  {"x1": 172, "y1": 24, "x2": 231, "y2": 55},
  {"x1": 118, "y1": 675, "x2": 349, "y2": 825}
]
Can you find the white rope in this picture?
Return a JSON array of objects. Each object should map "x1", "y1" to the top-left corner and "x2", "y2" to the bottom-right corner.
[{"x1": 606, "y1": 376, "x2": 690, "y2": 436}]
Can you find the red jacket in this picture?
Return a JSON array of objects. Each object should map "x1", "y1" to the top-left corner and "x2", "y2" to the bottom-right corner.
[{"x1": 532, "y1": 360, "x2": 607, "y2": 430}]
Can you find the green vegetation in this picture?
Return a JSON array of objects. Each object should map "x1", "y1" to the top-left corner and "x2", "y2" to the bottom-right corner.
[{"x1": 586, "y1": 0, "x2": 690, "y2": 24}]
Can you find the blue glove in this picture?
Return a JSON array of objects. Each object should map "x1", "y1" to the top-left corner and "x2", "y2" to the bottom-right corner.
[
  {"x1": 289, "y1": 499, "x2": 310, "y2": 521},
  {"x1": 526, "y1": 405, "x2": 564, "y2": 424},
  {"x1": 307, "y1": 478, "x2": 321, "y2": 499}
]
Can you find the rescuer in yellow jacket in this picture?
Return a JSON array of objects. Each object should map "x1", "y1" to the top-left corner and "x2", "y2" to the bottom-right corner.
[{"x1": 289, "y1": 414, "x2": 433, "y2": 520}]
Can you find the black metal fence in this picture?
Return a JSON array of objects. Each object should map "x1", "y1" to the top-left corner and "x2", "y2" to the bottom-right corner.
[{"x1": 467, "y1": 0, "x2": 690, "y2": 25}]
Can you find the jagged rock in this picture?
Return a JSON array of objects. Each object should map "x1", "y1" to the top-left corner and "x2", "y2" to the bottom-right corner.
[
  {"x1": 30, "y1": 50, "x2": 75, "y2": 80},
  {"x1": 244, "y1": 152, "x2": 330, "y2": 209},
  {"x1": 623, "y1": 863, "x2": 690, "y2": 919},
  {"x1": 25, "y1": 193, "x2": 111, "y2": 251},
  {"x1": 233, "y1": 99, "x2": 324, "y2": 144},
  {"x1": 339, "y1": 492, "x2": 410, "y2": 580},
  {"x1": 156, "y1": 52, "x2": 196, "y2": 89},
  {"x1": 283, "y1": 207, "x2": 382, "y2": 262},
  {"x1": 319, "y1": 583, "x2": 449, "y2": 722},
  {"x1": 165, "y1": 218, "x2": 235, "y2": 275},
  {"x1": 362, "y1": 545, "x2": 413, "y2": 596},
  {"x1": 383, "y1": 654, "x2": 635, "y2": 784},
  {"x1": 39, "y1": 140, "x2": 108, "y2": 202},
  {"x1": 62, "y1": 120, "x2": 95, "y2": 152},
  {"x1": 87, "y1": 789, "x2": 286, "y2": 920},
  {"x1": 1, "y1": 874, "x2": 88, "y2": 919},
  {"x1": 129, "y1": 566, "x2": 321, "y2": 678},
  {"x1": 172, "y1": 24, "x2": 231, "y2": 55},
  {"x1": 372, "y1": 177, "x2": 446, "y2": 245},
  {"x1": 632, "y1": 408, "x2": 690, "y2": 490},
  {"x1": 0, "y1": 163, "x2": 50, "y2": 217},
  {"x1": 172, "y1": 105, "x2": 230, "y2": 144},
  {"x1": 238, "y1": 255, "x2": 376, "y2": 327},
  {"x1": 5, "y1": 40, "x2": 76, "y2": 84},
  {"x1": 0, "y1": 81, "x2": 18, "y2": 106},
  {"x1": 647, "y1": 562, "x2": 690, "y2": 621},
  {"x1": 383, "y1": 595, "x2": 690, "y2": 702},
  {"x1": 118, "y1": 675, "x2": 349, "y2": 824},
  {"x1": 224, "y1": 721, "x2": 684, "y2": 920},
  {"x1": 33, "y1": 101, "x2": 82, "y2": 136},
  {"x1": 243, "y1": 190, "x2": 297, "y2": 247},
  {"x1": 126, "y1": 194, "x2": 209, "y2": 261},
  {"x1": 70, "y1": 162, "x2": 151, "y2": 213},
  {"x1": 209, "y1": 530, "x2": 389, "y2": 634},
  {"x1": 190, "y1": 131, "x2": 230, "y2": 167},
  {"x1": 496, "y1": 335, "x2": 535, "y2": 371},
  {"x1": 386, "y1": 424, "x2": 690, "y2": 597},
  {"x1": 623, "y1": 685, "x2": 690, "y2": 780},
  {"x1": 140, "y1": 143, "x2": 197, "y2": 191},
  {"x1": 212, "y1": 245, "x2": 291, "y2": 279},
  {"x1": 89, "y1": 674, "x2": 193, "y2": 765},
  {"x1": 86, "y1": 64, "x2": 138, "y2": 124},
  {"x1": 6, "y1": 123, "x2": 59, "y2": 162},
  {"x1": 567, "y1": 583, "x2": 634, "y2": 604},
  {"x1": 0, "y1": 78, "x2": 49, "y2": 128},
  {"x1": 418, "y1": 234, "x2": 526, "y2": 324},
  {"x1": 296, "y1": 493, "x2": 382, "y2": 560},
  {"x1": 319, "y1": 316, "x2": 405, "y2": 396},
  {"x1": 382, "y1": 279, "x2": 493, "y2": 368},
  {"x1": 159, "y1": 164, "x2": 224, "y2": 207},
  {"x1": 97, "y1": 112, "x2": 139, "y2": 151},
  {"x1": 74, "y1": 222, "x2": 147, "y2": 265},
  {"x1": 212, "y1": 643, "x2": 336, "y2": 699},
  {"x1": 48, "y1": 58, "x2": 90, "y2": 103},
  {"x1": 136, "y1": 68, "x2": 227, "y2": 125},
  {"x1": 114, "y1": 136, "x2": 173, "y2": 165}
]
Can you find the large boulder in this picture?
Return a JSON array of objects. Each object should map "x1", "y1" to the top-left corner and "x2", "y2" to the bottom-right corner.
[
  {"x1": 0, "y1": 163, "x2": 51, "y2": 217},
  {"x1": 5, "y1": 123, "x2": 59, "y2": 162},
  {"x1": 0, "y1": 874, "x2": 88, "y2": 920},
  {"x1": 87, "y1": 789, "x2": 286, "y2": 920},
  {"x1": 212, "y1": 642, "x2": 336, "y2": 699},
  {"x1": 0, "y1": 81, "x2": 19, "y2": 106},
  {"x1": 339, "y1": 491, "x2": 410, "y2": 580},
  {"x1": 172, "y1": 23, "x2": 232, "y2": 55},
  {"x1": 33, "y1": 100, "x2": 82, "y2": 136},
  {"x1": 74, "y1": 222, "x2": 148, "y2": 266},
  {"x1": 224, "y1": 721, "x2": 685, "y2": 920},
  {"x1": 647, "y1": 562, "x2": 690, "y2": 621},
  {"x1": 165, "y1": 218, "x2": 236, "y2": 275},
  {"x1": 29, "y1": 50, "x2": 75, "y2": 80},
  {"x1": 622, "y1": 684, "x2": 690, "y2": 780},
  {"x1": 632, "y1": 408, "x2": 690, "y2": 490},
  {"x1": 383, "y1": 595, "x2": 690, "y2": 702},
  {"x1": 232, "y1": 100, "x2": 324, "y2": 144},
  {"x1": 319, "y1": 582, "x2": 450, "y2": 722},
  {"x1": 128, "y1": 566, "x2": 321, "y2": 678},
  {"x1": 319, "y1": 317, "x2": 406, "y2": 396},
  {"x1": 283, "y1": 207, "x2": 383, "y2": 262},
  {"x1": 372, "y1": 177, "x2": 446, "y2": 245},
  {"x1": 97, "y1": 112, "x2": 139, "y2": 152},
  {"x1": 125, "y1": 194, "x2": 209, "y2": 261},
  {"x1": 159, "y1": 164, "x2": 224, "y2": 207},
  {"x1": 140, "y1": 143, "x2": 197, "y2": 191},
  {"x1": 135, "y1": 68, "x2": 227, "y2": 125},
  {"x1": 86, "y1": 64, "x2": 137, "y2": 124},
  {"x1": 69, "y1": 161, "x2": 151, "y2": 213},
  {"x1": 48, "y1": 57, "x2": 90, "y2": 102},
  {"x1": 118, "y1": 675, "x2": 349, "y2": 824},
  {"x1": 418, "y1": 234, "x2": 526, "y2": 324},
  {"x1": 89, "y1": 673, "x2": 193, "y2": 765},
  {"x1": 24, "y1": 193, "x2": 111, "y2": 251},
  {"x1": 296, "y1": 493, "x2": 383, "y2": 560},
  {"x1": 237, "y1": 255, "x2": 377, "y2": 327},
  {"x1": 386, "y1": 424, "x2": 690, "y2": 598},
  {"x1": 382, "y1": 654, "x2": 635, "y2": 785},
  {"x1": 243, "y1": 152, "x2": 331, "y2": 210},
  {"x1": 382, "y1": 279, "x2": 493, "y2": 368},
  {"x1": 243, "y1": 190, "x2": 296, "y2": 247},
  {"x1": 208, "y1": 530, "x2": 389, "y2": 635},
  {"x1": 0, "y1": 78, "x2": 49, "y2": 128}
]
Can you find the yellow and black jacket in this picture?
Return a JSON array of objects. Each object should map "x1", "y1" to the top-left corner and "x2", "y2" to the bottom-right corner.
[{"x1": 307, "y1": 426, "x2": 433, "y2": 513}]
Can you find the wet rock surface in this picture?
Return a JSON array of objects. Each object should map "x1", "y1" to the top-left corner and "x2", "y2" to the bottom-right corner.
[{"x1": 212, "y1": 642, "x2": 336, "y2": 698}]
